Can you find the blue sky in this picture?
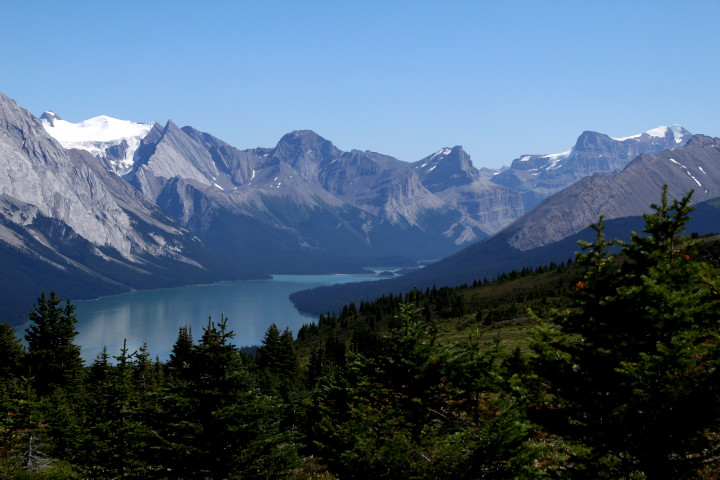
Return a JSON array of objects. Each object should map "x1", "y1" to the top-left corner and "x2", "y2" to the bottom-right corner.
[{"x1": 2, "y1": 1, "x2": 718, "y2": 168}]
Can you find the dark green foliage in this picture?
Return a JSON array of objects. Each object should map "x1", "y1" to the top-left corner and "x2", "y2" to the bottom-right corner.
[
  {"x1": 257, "y1": 323, "x2": 282, "y2": 371},
  {"x1": 24, "y1": 291, "x2": 83, "y2": 395},
  {"x1": 308, "y1": 298, "x2": 540, "y2": 479},
  {"x1": 167, "y1": 325, "x2": 193, "y2": 373},
  {"x1": 78, "y1": 341, "x2": 165, "y2": 478},
  {"x1": 532, "y1": 187, "x2": 720, "y2": 478},
  {"x1": 159, "y1": 316, "x2": 298, "y2": 479},
  {"x1": 0, "y1": 322, "x2": 24, "y2": 379}
]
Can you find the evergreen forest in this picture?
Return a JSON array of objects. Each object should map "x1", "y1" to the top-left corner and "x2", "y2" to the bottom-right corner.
[{"x1": 2, "y1": 187, "x2": 720, "y2": 479}]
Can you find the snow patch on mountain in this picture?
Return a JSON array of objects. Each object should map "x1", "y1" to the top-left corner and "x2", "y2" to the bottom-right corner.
[
  {"x1": 41, "y1": 113, "x2": 153, "y2": 176},
  {"x1": 543, "y1": 149, "x2": 572, "y2": 170},
  {"x1": 612, "y1": 125, "x2": 687, "y2": 143},
  {"x1": 669, "y1": 157, "x2": 702, "y2": 187},
  {"x1": 644, "y1": 126, "x2": 670, "y2": 138},
  {"x1": 670, "y1": 125, "x2": 686, "y2": 143},
  {"x1": 428, "y1": 148, "x2": 452, "y2": 161}
]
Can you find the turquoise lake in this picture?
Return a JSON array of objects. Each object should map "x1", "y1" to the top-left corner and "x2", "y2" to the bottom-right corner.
[{"x1": 67, "y1": 271, "x2": 387, "y2": 362}]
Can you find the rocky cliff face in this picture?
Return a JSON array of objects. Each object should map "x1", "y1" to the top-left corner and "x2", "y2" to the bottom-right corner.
[
  {"x1": 413, "y1": 147, "x2": 524, "y2": 243},
  {"x1": 492, "y1": 126, "x2": 693, "y2": 211}
]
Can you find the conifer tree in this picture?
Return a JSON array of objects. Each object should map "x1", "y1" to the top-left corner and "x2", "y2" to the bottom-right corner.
[
  {"x1": 532, "y1": 187, "x2": 720, "y2": 478},
  {"x1": 24, "y1": 291, "x2": 83, "y2": 395},
  {"x1": 257, "y1": 323, "x2": 282, "y2": 372},
  {"x1": 80, "y1": 348, "x2": 113, "y2": 477},
  {"x1": 0, "y1": 322, "x2": 24, "y2": 379},
  {"x1": 160, "y1": 316, "x2": 297, "y2": 479},
  {"x1": 312, "y1": 299, "x2": 536, "y2": 479},
  {"x1": 167, "y1": 325, "x2": 193, "y2": 374}
]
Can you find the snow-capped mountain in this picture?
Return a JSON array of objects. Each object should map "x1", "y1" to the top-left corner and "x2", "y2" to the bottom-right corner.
[
  {"x1": 0, "y1": 92, "x2": 236, "y2": 325},
  {"x1": 40, "y1": 112, "x2": 154, "y2": 175},
  {"x1": 492, "y1": 125, "x2": 693, "y2": 211},
  {"x1": 612, "y1": 125, "x2": 688, "y2": 144},
  {"x1": 502, "y1": 134, "x2": 720, "y2": 251}
]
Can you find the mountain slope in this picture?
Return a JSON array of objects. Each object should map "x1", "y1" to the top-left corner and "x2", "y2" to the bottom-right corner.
[
  {"x1": 413, "y1": 147, "x2": 524, "y2": 243},
  {"x1": 122, "y1": 126, "x2": 525, "y2": 268},
  {"x1": 0, "y1": 92, "x2": 238, "y2": 326},
  {"x1": 504, "y1": 134, "x2": 720, "y2": 251},
  {"x1": 492, "y1": 125, "x2": 692, "y2": 210}
]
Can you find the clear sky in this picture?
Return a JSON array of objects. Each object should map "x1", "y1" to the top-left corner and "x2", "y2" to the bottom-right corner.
[{"x1": 2, "y1": 1, "x2": 718, "y2": 168}]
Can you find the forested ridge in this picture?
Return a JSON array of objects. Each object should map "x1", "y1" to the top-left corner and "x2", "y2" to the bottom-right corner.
[{"x1": 2, "y1": 188, "x2": 720, "y2": 479}]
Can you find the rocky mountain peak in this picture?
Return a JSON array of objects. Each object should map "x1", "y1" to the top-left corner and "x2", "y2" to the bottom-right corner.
[
  {"x1": 0, "y1": 92, "x2": 188, "y2": 259},
  {"x1": 446, "y1": 146, "x2": 473, "y2": 168},
  {"x1": 670, "y1": 125, "x2": 692, "y2": 143},
  {"x1": 414, "y1": 146, "x2": 477, "y2": 192},
  {"x1": 493, "y1": 125, "x2": 695, "y2": 212},
  {"x1": 162, "y1": 119, "x2": 182, "y2": 135},
  {"x1": 39, "y1": 111, "x2": 155, "y2": 176},
  {"x1": 271, "y1": 130, "x2": 341, "y2": 179},
  {"x1": 612, "y1": 125, "x2": 692, "y2": 146},
  {"x1": 683, "y1": 134, "x2": 720, "y2": 149},
  {"x1": 39, "y1": 111, "x2": 62, "y2": 126},
  {"x1": 275, "y1": 130, "x2": 336, "y2": 152},
  {"x1": 573, "y1": 130, "x2": 612, "y2": 149}
]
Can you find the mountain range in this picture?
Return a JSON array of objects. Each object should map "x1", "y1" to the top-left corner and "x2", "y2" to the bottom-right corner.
[
  {"x1": 0, "y1": 89, "x2": 715, "y2": 325},
  {"x1": 291, "y1": 134, "x2": 720, "y2": 314},
  {"x1": 491, "y1": 125, "x2": 693, "y2": 210}
]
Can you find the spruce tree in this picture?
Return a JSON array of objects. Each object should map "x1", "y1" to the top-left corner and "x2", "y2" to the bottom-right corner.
[
  {"x1": 160, "y1": 316, "x2": 297, "y2": 479},
  {"x1": 257, "y1": 322, "x2": 282, "y2": 372},
  {"x1": 532, "y1": 187, "x2": 720, "y2": 478},
  {"x1": 24, "y1": 291, "x2": 83, "y2": 395},
  {"x1": 0, "y1": 322, "x2": 24, "y2": 379},
  {"x1": 167, "y1": 325, "x2": 193, "y2": 374},
  {"x1": 311, "y1": 300, "x2": 536, "y2": 479}
]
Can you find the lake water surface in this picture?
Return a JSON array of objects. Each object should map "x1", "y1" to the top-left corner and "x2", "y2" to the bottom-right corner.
[{"x1": 71, "y1": 272, "x2": 385, "y2": 362}]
